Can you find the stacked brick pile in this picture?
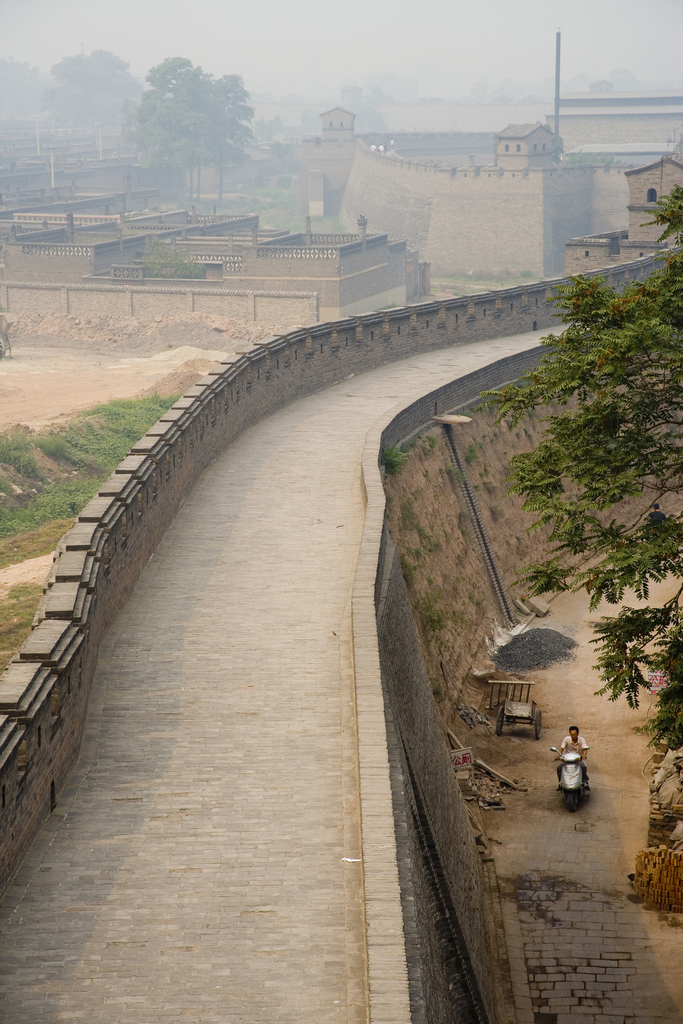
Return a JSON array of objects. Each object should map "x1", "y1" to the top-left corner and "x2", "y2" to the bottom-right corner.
[
  {"x1": 647, "y1": 800, "x2": 683, "y2": 847},
  {"x1": 634, "y1": 846, "x2": 683, "y2": 911}
]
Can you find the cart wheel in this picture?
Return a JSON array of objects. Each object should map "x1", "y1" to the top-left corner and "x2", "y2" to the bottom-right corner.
[
  {"x1": 534, "y1": 709, "x2": 542, "y2": 740},
  {"x1": 495, "y1": 704, "x2": 505, "y2": 736}
]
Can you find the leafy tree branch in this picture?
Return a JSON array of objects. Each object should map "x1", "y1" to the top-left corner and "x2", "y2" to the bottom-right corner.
[{"x1": 484, "y1": 185, "x2": 683, "y2": 746}]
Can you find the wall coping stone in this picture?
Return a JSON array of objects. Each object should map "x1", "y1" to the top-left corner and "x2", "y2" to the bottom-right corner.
[
  {"x1": 18, "y1": 620, "x2": 71, "y2": 663},
  {"x1": 0, "y1": 664, "x2": 50, "y2": 713},
  {"x1": 52, "y1": 550, "x2": 88, "y2": 582}
]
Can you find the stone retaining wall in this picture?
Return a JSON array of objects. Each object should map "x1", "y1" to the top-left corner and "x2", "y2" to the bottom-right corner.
[
  {"x1": 1, "y1": 279, "x2": 320, "y2": 324},
  {"x1": 0, "y1": 254, "x2": 658, "y2": 1023}
]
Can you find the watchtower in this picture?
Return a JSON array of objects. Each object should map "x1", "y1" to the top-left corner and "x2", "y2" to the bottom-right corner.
[{"x1": 496, "y1": 123, "x2": 555, "y2": 170}]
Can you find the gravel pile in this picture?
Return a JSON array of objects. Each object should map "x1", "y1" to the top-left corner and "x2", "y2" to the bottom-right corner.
[{"x1": 493, "y1": 628, "x2": 577, "y2": 672}]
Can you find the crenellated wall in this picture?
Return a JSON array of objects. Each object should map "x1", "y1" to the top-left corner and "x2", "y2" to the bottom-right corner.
[
  {"x1": 340, "y1": 142, "x2": 630, "y2": 277},
  {"x1": 0, "y1": 251, "x2": 659, "y2": 1023}
]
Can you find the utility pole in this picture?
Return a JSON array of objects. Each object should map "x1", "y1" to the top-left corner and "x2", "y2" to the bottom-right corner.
[
  {"x1": 50, "y1": 148, "x2": 55, "y2": 189},
  {"x1": 35, "y1": 120, "x2": 41, "y2": 156},
  {"x1": 554, "y1": 29, "x2": 561, "y2": 143}
]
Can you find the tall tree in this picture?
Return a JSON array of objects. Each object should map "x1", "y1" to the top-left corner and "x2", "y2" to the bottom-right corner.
[
  {"x1": 45, "y1": 50, "x2": 141, "y2": 127},
  {"x1": 485, "y1": 187, "x2": 683, "y2": 747},
  {"x1": 131, "y1": 58, "x2": 252, "y2": 201},
  {"x1": 205, "y1": 75, "x2": 253, "y2": 200},
  {"x1": 0, "y1": 58, "x2": 42, "y2": 120}
]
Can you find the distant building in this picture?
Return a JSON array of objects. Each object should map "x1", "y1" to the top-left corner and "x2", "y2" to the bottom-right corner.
[
  {"x1": 299, "y1": 108, "x2": 358, "y2": 218},
  {"x1": 564, "y1": 155, "x2": 683, "y2": 273},
  {"x1": 495, "y1": 123, "x2": 554, "y2": 170},
  {"x1": 546, "y1": 88, "x2": 683, "y2": 149}
]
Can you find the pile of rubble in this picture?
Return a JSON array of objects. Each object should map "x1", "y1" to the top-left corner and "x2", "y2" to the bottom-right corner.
[{"x1": 648, "y1": 747, "x2": 683, "y2": 848}]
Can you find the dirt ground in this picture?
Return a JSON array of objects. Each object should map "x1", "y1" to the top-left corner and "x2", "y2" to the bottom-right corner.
[
  {"x1": 0, "y1": 312, "x2": 298, "y2": 432},
  {"x1": 0, "y1": 552, "x2": 54, "y2": 598}
]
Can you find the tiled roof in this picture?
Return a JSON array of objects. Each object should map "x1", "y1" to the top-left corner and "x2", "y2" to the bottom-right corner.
[{"x1": 496, "y1": 122, "x2": 551, "y2": 138}]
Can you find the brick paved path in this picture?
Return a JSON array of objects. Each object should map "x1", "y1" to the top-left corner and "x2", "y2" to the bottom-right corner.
[
  {"x1": 0, "y1": 333, "x2": 538, "y2": 1023},
  {"x1": 491, "y1": 591, "x2": 683, "y2": 1024}
]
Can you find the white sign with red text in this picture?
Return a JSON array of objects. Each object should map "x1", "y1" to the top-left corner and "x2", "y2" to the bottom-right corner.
[
  {"x1": 649, "y1": 670, "x2": 670, "y2": 696},
  {"x1": 450, "y1": 748, "x2": 474, "y2": 767}
]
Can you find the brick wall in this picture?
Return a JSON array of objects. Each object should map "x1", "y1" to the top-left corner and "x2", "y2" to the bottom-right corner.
[
  {"x1": 1, "y1": 280, "x2": 319, "y2": 325},
  {"x1": 0, "y1": 255, "x2": 658, "y2": 1021},
  {"x1": 341, "y1": 143, "x2": 630, "y2": 278}
]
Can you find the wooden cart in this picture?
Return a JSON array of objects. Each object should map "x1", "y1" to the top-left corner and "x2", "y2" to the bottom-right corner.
[{"x1": 489, "y1": 680, "x2": 542, "y2": 740}]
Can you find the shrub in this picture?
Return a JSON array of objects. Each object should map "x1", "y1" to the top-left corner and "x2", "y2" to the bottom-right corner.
[
  {"x1": 383, "y1": 446, "x2": 408, "y2": 474},
  {"x1": 464, "y1": 442, "x2": 478, "y2": 463},
  {"x1": 142, "y1": 237, "x2": 205, "y2": 280},
  {"x1": 415, "y1": 589, "x2": 446, "y2": 635}
]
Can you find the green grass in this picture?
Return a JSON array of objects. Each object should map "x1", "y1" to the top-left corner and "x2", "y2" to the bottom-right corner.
[
  {"x1": 0, "y1": 520, "x2": 74, "y2": 570},
  {"x1": 0, "y1": 394, "x2": 178, "y2": 540},
  {"x1": 0, "y1": 430, "x2": 40, "y2": 478},
  {"x1": 0, "y1": 583, "x2": 44, "y2": 672}
]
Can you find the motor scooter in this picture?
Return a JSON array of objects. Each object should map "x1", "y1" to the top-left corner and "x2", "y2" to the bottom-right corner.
[{"x1": 550, "y1": 746, "x2": 590, "y2": 812}]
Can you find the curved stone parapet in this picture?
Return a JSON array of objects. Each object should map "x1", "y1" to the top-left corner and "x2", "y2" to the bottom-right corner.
[{"x1": 0, "y1": 257, "x2": 658, "y2": 1020}]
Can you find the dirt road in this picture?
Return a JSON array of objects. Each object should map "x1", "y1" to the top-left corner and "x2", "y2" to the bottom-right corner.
[
  {"x1": 0, "y1": 313, "x2": 295, "y2": 432},
  {"x1": 466, "y1": 582, "x2": 683, "y2": 1022}
]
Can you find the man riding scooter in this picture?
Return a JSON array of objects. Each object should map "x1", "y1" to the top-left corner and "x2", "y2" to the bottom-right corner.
[
  {"x1": 551, "y1": 726, "x2": 590, "y2": 811},
  {"x1": 556, "y1": 726, "x2": 590, "y2": 791}
]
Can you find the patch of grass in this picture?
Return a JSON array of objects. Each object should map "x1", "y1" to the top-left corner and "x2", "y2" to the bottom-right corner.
[
  {"x1": 0, "y1": 520, "x2": 73, "y2": 569},
  {"x1": 445, "y1": 465, "x2": 463, "y2": 483},
  {"x1": 400, "y1": 554, "x2": 415, "y2": 586},
  {"x1": 400, "y1": 498, "x2": 417, "y2": 528},
  {"x1": 464, "y1": 442, "x2": 478, "y2": 463},
  {"x1": 0, "y1": 394, "x2": 178, "y2": 540},
  {"x1": 416, "y1": 523, "x2": 441, "y2": 552},
  {"x1": 34, "y1": 434, "x2": 80, "y2": 464},
  {"x1": 0, "y1": 478, "x2": 105, "y2": 538},
  {"x1": 0, "y1": 583, "x2": 43, "y2": 672},
  {"x1": 427, "y1": 434, "x2": 438, "y2": 450},
  {"x1": 61, "y1": 395, "x2": 177, "y2": 468},
  {"x1": 0, "y1": 430, "x2": 40, "y2": 478},
  {"x1": 415, "y1": 589, "x2": 446, "y2": 636}
]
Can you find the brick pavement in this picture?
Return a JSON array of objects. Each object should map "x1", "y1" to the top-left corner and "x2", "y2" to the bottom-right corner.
[
  {"x1": 490, "y1": 590, "x2": 683, "y2": 1024},
  {"x1": 0, "y1": 332, "x2": 540, "y2": 1023}
]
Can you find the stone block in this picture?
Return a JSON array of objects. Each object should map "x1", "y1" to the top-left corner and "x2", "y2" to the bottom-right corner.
[{"x1": 526, "y1": 595, "x2": 550, "y2": 617}]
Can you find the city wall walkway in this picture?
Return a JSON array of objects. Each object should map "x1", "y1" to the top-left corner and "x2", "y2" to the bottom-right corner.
[{"x1": 0, "y1": 331, "x2": 539, "y2": 1023}]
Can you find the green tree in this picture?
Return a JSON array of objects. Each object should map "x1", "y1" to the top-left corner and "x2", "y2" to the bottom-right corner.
[
  {"x1": 485, "y1": 186, "x2": 683, "y2": 747},
  {"x1": 205, "y1": 75, "x2": 253, "y2": 200},
  {"x1": 45, "y1": 50, "x2": 141, "y2": 127},
  {"x1": 130, "y1": 58, "x2": 252, "y2": 202},
  {"x1": 141, "y1": 237, "x2": 205, "y2": 279},
  {"x1": 132, "y1": 57, "x2": 211, "y2": 199}
]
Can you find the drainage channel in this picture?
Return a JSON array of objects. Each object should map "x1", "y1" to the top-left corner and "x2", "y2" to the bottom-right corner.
[{"x1": 441, "y1": 423, "x2": 515, "y2": 626}]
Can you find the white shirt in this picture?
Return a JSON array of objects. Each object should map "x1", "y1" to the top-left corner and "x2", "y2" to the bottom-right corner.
[{"x1": 561, "y1": 734, "x2": 587, "y2": 756}]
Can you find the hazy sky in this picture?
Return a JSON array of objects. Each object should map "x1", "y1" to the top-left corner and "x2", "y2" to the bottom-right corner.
[{"x1": 3, "y1": 0, "x2": 682, "y2": 98}]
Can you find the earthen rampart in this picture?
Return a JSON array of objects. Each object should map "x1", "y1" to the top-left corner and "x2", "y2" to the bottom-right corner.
[{"x1": 0, "y1": 251, "x2": 658, "y2": 1022}]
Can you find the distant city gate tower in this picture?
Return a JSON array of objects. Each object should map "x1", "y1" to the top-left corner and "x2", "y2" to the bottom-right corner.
[{"x1": 299, "y1": 107, "x2": 357, "y2": 218}]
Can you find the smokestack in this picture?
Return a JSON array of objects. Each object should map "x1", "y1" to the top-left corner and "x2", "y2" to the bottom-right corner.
[{"x1": 554, "y1": 30, "x2": 561, "y2": 146}]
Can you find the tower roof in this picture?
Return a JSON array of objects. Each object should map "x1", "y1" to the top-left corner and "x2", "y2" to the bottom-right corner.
[{"x1": 496, "y1": 122, "x2": 553, "y2": 139}]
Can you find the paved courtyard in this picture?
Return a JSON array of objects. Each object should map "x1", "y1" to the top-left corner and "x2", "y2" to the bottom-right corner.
[{"x1": 0, "y1": 333, "x2": 539, "y2": 1023}]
